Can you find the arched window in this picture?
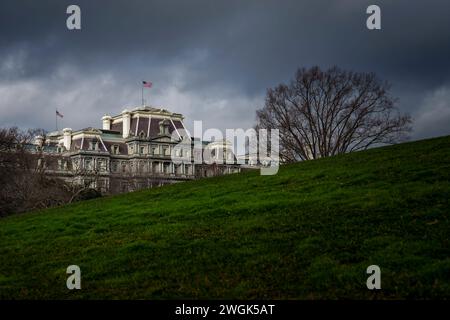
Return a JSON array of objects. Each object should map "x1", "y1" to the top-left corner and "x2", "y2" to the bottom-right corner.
[{"x1": 159, "y1": 119, "x2": 170, "y2": 135}]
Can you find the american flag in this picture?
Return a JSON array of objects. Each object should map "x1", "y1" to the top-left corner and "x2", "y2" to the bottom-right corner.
[
  {"x1": 142, "y1": 81, "x2": 152, "y2": 88},
  {"x1": 56, "y1": 110, "x2": 64, "y2": 118}
]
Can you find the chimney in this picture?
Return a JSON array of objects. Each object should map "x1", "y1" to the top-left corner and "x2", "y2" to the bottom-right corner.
[
  {"x1": 121, "y1": 109, "x2": 131, "y2": 138},
  {"x1": 102, "y1": 115, "x2": 112, "y2": 130},
  {"x1": 63, "y1": 128, "x2": 72, "y2": 150}
]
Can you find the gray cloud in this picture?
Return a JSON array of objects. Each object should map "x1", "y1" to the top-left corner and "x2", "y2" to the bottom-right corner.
[
  {"x1": 413, "y1": 85, "x2": 450, "y2": 139},
  {"x1": 0, "y1": 0, "x2": 449, "y2": 139}
]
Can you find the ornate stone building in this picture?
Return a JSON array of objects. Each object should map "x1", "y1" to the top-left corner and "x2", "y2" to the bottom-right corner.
[{"x1": 33, "y1": 106, "x2": 241, "y2": 194}]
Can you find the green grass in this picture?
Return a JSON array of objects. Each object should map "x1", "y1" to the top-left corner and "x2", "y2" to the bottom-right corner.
[{"x1": 1, "y1": 136, "x2": 449, "y2": 299}]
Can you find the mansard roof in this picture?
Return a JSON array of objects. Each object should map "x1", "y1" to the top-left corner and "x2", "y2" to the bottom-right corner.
[
  {"x1": 79, "y1": 127, "x2": 102, "y2": 133},
  {"x1": 47, "y1": 130, "x2": 62, "y2": 137},
  {"x1": 108, "y1": 105, "x2": 184, "y2": 120},
  {"x1": 35, "y1": 104, "x2": 190, "y2": 154}
]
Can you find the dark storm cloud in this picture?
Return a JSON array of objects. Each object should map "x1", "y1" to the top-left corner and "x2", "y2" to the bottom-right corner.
[{"x1": 0, "y1": 0, "x2": 449, "y2": 139}]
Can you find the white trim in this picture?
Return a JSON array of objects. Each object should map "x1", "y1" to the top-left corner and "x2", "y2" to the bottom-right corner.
[
  {"x1": 147, "y1": 115, "x2": 152, "y2": 137},
  {"x1": 110, "y1": 112, "x2": 182, "y2": 122},
  {"x1": 135, "y1": 116, "x2": 140, "y2": 136},
  {"x1": 73, "y1": 133, "x2": 106, "y2": 140},
  {"x1": 170, "y1": 119, "x2": 182, "y2": 139},
  {"x1": 180, "y1": 120, "x2": 191, "y2": 139},
  {"x1": 99, "y1": 136, "x2": 108, "y2": 152}
]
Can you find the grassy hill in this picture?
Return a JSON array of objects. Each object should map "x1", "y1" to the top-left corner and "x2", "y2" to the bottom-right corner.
[{"x1": 0, "y1": 136, "x2": 449, "y2": 299}]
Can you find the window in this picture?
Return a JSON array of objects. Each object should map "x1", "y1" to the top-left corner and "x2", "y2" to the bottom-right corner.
[
  {"x1": 85, "y1": 159, "x2": 92, "y2": 170},
  {"x1": 97, "y1": 159, "x2": 107, "y2": 171},
  {"x1": 112, "y1": 145, "x2": 119, "y2": 154},
  {"x1": 194, "y1": 151, "x2": 202, "y2": 162},
  {"x1": 159, "y1": 120, "x2": 170, "y2": 135},
  {"x1": 164, "y1": 163, "x2": 170, "y2": 174},
  {"x1": 140, "y1": 146, "x2": 145, "y2": 154},
  {"x1": 72, "y1": 159, "x2": 80, "y2": 170},
  {"x1": 89, "y1": 141, "x2": 99, "y2": 151}
]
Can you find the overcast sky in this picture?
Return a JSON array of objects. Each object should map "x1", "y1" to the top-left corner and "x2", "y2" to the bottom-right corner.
[{"x1": 1, "y1": 0, "x2": 449, "y2": 140}]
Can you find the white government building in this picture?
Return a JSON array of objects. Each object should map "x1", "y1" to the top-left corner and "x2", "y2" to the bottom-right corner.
[{"x1": 33, "y1": 106, "x2": 242, "y2": 194}]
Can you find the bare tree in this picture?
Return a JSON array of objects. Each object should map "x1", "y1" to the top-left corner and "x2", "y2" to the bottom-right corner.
[
  {"x1": 256, "y1": 66, "x2": 412, "y2": 162},
  {"x1": 63, "y1": 159, "x2": 104, "y2": 203},
  {"x1": 0, "y1": 127, "x2": 75, "y2": 216}
]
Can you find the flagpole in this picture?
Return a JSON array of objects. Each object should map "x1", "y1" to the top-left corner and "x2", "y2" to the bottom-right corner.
[
  {"x1": 142, "y1": 81, "x2": 152, "y2": 106},
  {"x1": 55, "y1": 110, "x2": 58, "y2": 131}
]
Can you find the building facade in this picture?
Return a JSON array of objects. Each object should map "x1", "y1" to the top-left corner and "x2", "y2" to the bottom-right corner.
[{"x1": 33, "y1": 106, "x2": 241, "y2": 194}]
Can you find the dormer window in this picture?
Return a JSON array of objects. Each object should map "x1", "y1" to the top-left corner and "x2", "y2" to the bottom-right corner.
[
  {"x1": 162, "y1": 146, "x2": 170, "y2": 156},
  {"x1": 89, "y1": 140, "x2": 99, "y2": 151},
  {"x1": 159, "y1": 119, "x2": 170, "y2": 135},
  {"x1": 112, "y1": 145, "x2": 120, "y2": 154},
  {"x1": 139, "y1": 131, "x2": 146, "y2": 139}
]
